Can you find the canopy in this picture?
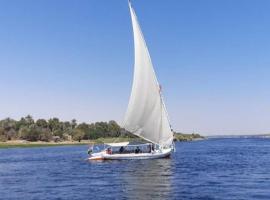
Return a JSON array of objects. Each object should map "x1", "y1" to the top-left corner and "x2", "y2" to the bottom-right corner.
[{"x1": 105, "y1": 142, "x2": 130, "y2": 147}]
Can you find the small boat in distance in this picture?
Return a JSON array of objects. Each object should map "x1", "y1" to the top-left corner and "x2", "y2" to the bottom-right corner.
[{"x1": 89, "y1": 1, "x2": 175, "y2": 160}]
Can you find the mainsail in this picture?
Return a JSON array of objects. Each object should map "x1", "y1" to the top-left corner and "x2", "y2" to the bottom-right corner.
[{"x1": 123, "y1": 2, "x2": 173, "y2": 147}]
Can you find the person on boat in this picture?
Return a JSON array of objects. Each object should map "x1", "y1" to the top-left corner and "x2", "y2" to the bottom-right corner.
[
  {"x1": 151, "y1": 144, "x2": 155, "y2": 152},
  {"x1": 106, "y1": 147, "x2": 112, "y2": 154},
  {"x1": 148, "y1": 144, "x2": 152, "y2": 153},
  {"x1": 135, "y1": 146, "x2": 141, "y2": 154},
  {"x1": 87, "y1": 146, "x2": 93, "y2": 155},
  {"x1": 119, "y1": 146, "x2": 124, "y2": 154}
]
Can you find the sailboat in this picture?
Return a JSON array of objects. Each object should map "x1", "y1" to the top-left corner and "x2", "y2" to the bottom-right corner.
[{"x1": 88, "y1": 1, "x2": 175, "y2": 160}]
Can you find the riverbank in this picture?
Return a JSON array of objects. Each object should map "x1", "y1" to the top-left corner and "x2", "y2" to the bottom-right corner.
[
  {"x1": 0, "y1": 133, "x2": 204, "y2": 148},
  {"x1": 0, "y1": 117, "x2": 204, "y2": 148},
  {"x1": 0, "y1": 137, "x2": 137, "y2": 148},
  {"x1": 0, "y1": 140, "x2": 90, "y2": 148},
  {"x1": 174, "y1": 133, "x2": 204, "y2": 142}
]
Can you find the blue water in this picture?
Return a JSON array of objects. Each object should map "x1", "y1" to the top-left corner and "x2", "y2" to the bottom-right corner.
[{"x1": 0, "y1": 138, "x2": 270, "y2": 200}]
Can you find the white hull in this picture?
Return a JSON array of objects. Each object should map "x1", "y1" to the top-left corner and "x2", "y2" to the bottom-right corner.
[{"x1": 89, "y1": 148, "x2": 172, "y2": 160}]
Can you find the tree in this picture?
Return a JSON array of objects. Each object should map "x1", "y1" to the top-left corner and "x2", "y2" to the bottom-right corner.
[
  {"x1": 53, "y1": 129, "x2": 64, "y2": 138},
  {"x1": 71, "y1": 128, "x2": 85, "y2": 142},
  {"x1": 25, "y1": 115, "x2": 34, "y2": 126},
  {"x1": 108, "y1": 120, "x2": 121, "y2": 137},
  {"x1": 94, "y1": 122, "x2": 109, "y2": 138},
  {"x1": 15, "y1": 117, "x2": 28, "y2": 130},
  {"x1": 48, "y1": 118, "x2": 60, "y2": 132},
  {"x1": 0, "y1": 116, "x2": 140, "y2": 142},
  {"x1": 71, "y1": 119, "x2": 77, "y2": 129},
  {"x1": 0, "y1": 118, "x2": 16, "y2": 131},
  {"x1": 19, "y1": 127, "x2": 31, "y2": 141},
  {"x1": 63, "y1": 121, "x2": 72, "y2": 131},
  {"x1": 19, "y1": 125, "x2": 39, "y2": 141},
  {"x1": 0, "y1": 127, "x2": 7, "y2": 142},
  {"x1": 76, "y1": 123, "x2": 89, "y2": 139},
  {"x1": 85, "y1": 123, "x2": 99, "y2": 139},
  {"x1": 6, "y1": 128, "x2": 17, "y2": 140},
  {"x1": 36, "y1": 119, "x2": 48, "y2": 128},
  {"x1": 39, "y1": 128, "x2": 52, "y2": 142}
]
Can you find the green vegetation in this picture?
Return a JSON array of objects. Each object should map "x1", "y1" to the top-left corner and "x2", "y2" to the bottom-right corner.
[
  {"x1": 0, "y1": 115, "x2": 135, "y2": 143},
  {"x1": 174, "y1": 132, "x2": 204, "y2": 141},
  {"x1": 0, "y1": 115, "x2": 203, "y2": 148}
]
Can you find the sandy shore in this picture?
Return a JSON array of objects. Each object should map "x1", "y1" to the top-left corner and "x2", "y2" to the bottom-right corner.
[
  {"x1": 0, "y1": 137, "x2": 132, "y2": 148},
  {"x1": 0, "y1": 140, "x2": 93, "y2": 148},
  {"x1": 0, "y1": 136, "x2": 204, "y2": 148}
]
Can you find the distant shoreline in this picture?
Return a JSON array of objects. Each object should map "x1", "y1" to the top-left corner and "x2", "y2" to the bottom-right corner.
[
  {"x1": 0, "y1": 137, "x2": 142, "y2": 148},
  {"x1": 0, "y1": 140, "x2": 91, "y2": 149},
  {"x1": 0, "y1": 116, "x2": 204, "y2": 148},
  {"x1": 0, "y1": 134, "x2": 204, "y2": 149},
  {"x1": 206, "y1": 134, "x2": 270, "y2": 139}
]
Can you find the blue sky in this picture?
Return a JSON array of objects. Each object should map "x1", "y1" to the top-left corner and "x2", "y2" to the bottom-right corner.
[{"x1": 0, "y1": 0, "x2": 269, "y2": 135}]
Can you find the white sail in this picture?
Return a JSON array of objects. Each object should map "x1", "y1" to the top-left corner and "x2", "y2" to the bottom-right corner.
[{"x1": 123, "y1": 2, "x2": 173, "y2": 147}]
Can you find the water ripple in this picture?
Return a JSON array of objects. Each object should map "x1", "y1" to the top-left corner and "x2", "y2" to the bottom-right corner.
[{"x1": 1, "y1": 138, "x2": 270, "y2": 199}]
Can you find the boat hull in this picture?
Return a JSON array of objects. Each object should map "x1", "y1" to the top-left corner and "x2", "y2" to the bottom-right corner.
[{"x1": 89, "y1": 148, "x2": 172, "y2": 160}]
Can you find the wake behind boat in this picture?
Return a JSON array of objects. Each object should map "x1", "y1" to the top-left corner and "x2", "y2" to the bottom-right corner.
[{"x1": 89, "y1": 1, "x2": 175, "y2": 160}]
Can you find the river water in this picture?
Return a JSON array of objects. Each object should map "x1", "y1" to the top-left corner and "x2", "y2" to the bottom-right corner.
[{"x1": 0, "y1": 138, "x2": 270, "y2": 200}]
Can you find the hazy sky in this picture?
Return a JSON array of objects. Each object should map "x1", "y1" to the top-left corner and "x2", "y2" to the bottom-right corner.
[{"x1": 0, "y1": 0, "x2": 269, "y2": 135}]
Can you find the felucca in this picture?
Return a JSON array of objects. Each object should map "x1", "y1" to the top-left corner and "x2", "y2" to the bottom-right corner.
[{"x1": 89, "y1": 1, "x2": 175, "y2": 160}]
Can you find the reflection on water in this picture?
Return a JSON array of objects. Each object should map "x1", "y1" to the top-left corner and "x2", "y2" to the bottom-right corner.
[{"x1": 122, "y1": 159, "x2": 173, "y2": 199}]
